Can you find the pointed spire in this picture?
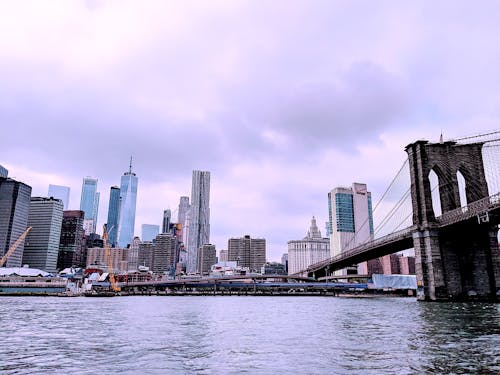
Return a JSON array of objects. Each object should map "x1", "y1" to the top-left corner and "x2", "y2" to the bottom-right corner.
[
  {"x1": 129, "y1": 155, "x2": 133, "y2": 173},
  {"x1": 439, "y1": 130, "x2": 444, "y2": 144},
  {"x1": 306, "y1": 216, "x2": 322, "y2": 239}
]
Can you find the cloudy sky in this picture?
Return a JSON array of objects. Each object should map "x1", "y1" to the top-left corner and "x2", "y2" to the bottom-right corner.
[{"x1": 1, "y1": 1, "x2": 500, "y2": 261}]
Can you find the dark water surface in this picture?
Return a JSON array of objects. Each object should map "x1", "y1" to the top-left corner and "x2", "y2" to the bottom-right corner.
[{"x1": 0, "y1": 296, "x2": 498, "y2": 374}]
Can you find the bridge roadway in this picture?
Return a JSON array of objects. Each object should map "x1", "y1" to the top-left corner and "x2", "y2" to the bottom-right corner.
[
  {"x1": 303, "y1": 193, "x2": 500, "y2": 279},
  {"x1": 91, "y1": 274, "x2": 368, "y2": 292}
]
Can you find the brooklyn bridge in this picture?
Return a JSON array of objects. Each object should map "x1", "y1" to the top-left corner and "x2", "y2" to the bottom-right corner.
[{"x1": 300, "y1": 131, "x2": 500, "y2": 302}]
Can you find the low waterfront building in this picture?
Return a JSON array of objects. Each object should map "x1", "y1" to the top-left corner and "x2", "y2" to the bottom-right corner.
[
  {"x1": 0, "y1": 267, "x2": 67, "y2": 295},
  {"x1": 210, "y1": 261, "x2": 248, "y2": 276},
  {"x1": 261, "y1": 262, "x2": 287, "y2": 275},
  {"x1": 287, "y1": 217, "x2": 330, "y2": 275}
]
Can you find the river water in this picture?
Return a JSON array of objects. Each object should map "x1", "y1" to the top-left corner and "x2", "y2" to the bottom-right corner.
[{"x1": 0, "y1": 296, "x2": 498, "y2": 374}]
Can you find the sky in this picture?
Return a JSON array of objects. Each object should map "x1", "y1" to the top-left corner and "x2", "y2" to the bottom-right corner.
[{"x1": 1, "y1": 0, "x2": 500, "y2": 261}]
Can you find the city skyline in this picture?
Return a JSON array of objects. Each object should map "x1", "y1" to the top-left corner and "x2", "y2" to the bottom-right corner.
[{"x1": 2, "y1": 1, "x2": 500, "y2": 261}]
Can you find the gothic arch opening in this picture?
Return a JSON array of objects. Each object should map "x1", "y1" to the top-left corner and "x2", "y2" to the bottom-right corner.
[
  {"x1": 457, "y1": 170, "x2": 468, "y2": 210},
  {"x1": 428, "y1": 169, "x2": 442, "y2": 217}
]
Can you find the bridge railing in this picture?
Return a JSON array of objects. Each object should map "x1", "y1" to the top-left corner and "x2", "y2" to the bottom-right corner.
[
  {"x1": 436, "y1": 192, "x2": 500, "y2": 227},
  {"x1": 303, "y1": 226, "x2": 415, "y2": 274}
]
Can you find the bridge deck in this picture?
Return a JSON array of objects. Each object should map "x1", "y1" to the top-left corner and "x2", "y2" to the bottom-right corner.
[{"x1": 301, "y1": 192, "x2": 500, "y2": 278}]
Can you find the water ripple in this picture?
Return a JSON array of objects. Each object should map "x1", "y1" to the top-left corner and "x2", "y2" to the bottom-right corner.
[{"x1": 0, "y1": 296, "x2": 498, "y2": 374}]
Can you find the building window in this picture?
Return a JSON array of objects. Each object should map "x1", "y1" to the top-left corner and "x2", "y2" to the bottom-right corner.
[{"x1": 335, "y1": 193, "x2": 355, "y2": 232}]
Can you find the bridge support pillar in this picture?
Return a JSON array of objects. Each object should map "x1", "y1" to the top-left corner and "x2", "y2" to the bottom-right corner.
[
  {"x1": 407, "y1": 140, "x2": 499, "y2": 301},
  {"x1": 413, "y1": 225, "x2": 499, "y2": 301},
  {"x1": 413, "y1": 229, "x2": 448, "y2": 300}
]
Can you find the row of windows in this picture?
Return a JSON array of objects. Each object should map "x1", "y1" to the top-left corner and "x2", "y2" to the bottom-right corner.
[{"x1": 335, "y1": 193, "x2": 355, "y2": 232}]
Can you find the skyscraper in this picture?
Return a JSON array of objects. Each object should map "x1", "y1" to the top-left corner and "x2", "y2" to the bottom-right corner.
[
  {"x1": 57, "y1": 210, "x2": 86, "y2": 269},
  {"x1": 0, "y1": 177, "x2": 31, "y2": 267},
  {"x1": 106, "y1": 186, "x2": 121, "y2": 247},
  {"x1": 48, "y1": 184, "x2": 70, "y2": 210},
  {"x1": 328, "y1": 182, "x2": 374, "y2": 275},
  {"x1": 187, "y1": 171, "x2": 210, "y2": 273},
  {"x1": 23, "y1": 197, "x2": 64, "y2": 273},
  {"x1": 117, "y1": 159, "x2": 138, "y2": 248},
  {"x1": 80, "y1": 177, "x2": 99, "y2": 234},
  {"x1": 162, "y1": 209, "x2": 171, "y2": 233},
  {"x1": 153, "y1": 233, "x2": 177, "y2": 274},
  {"x1": 0, "y1": 164, "x2": 8, "y2": 178},
  {"x1": 177, "y1": 196, "x2": 190, "y2": 227},
  {"x1": 142, "y1": 224, "x2": 160, "y2": 242}
]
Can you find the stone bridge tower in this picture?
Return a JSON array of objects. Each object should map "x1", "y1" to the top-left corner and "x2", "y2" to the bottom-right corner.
[{"x1": 405, "y1": 140, "x2": 499, "y2": 301}]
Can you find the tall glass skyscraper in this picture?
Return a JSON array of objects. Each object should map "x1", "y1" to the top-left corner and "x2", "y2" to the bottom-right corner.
[
  {"x1": 106, "y1": 186, "x2": 121, "y2": 247},
  {"x1": 0, "y1": 177, "x2": 31, "y2": 267},
  {"x1": 80, "y1": 177, "x2": 99, "y2": 234},
  {"x1": 328, "y1": 182, "x2": 374, "y2": 275},
  {"x1": 117, "y1": 160, "x2": 138, "y2": 248},
  {"x1": 162, "y1": 209, "x2": 171, "y2": 233},
  {"x1": 177, "y1": 196, "x2": 190, "y2": 226},
  {"x1": 48, "y1": 184, "x2": 70, "y2": 210},
  {"x1": 187, "y1": 170, "x2": 210, "y2": 273}
]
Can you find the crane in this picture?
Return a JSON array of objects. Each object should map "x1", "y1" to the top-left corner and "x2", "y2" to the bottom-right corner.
[
  {"x1": 0, "y1": 227, "x2": 32, "y2": 267},
  {"x1": 102, "y1": 225, "x2": 121, "y2": 292}
]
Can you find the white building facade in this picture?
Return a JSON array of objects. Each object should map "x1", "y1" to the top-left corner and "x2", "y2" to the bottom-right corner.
[{"x1": 287, "y1": 217, "x2": 330, "y2": 275}]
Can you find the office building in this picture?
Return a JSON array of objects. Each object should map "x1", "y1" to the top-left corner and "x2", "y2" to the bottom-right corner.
[
  {"x1": 227, "y1": 235, "x2": 266, "y2": 273},
  {"x1": 187, "y1": 171, "x2": 210, "y2": 273},
  {"x1": 328, "y1": 182, "x2": 374, "y2": 275},
  {"x1": 162, "y1": 209, "x2": 171, "y2": 233},
  {"x1": 137, "y1": 241, "x2": 154, "y2": 270},
  {"x1": 376, "y1": 254, "x2": 416, "y2": 275},
  {"x1": 197, "y1": 244, "x2": 216, "y2": 275},
  {"x1": 178, "y1": 196, "x2": 190, "y2": 227},
  {"x1": 23, "y1": 197, "x2": 64, "y2": 273},
  {"x1": 57, "y1": 210, "x2": 86, "y2": 270},
  {"x1": 0, "y1": 165, "x2": 8, "y2": 178},
  {"x1": 219, "y1": 249, "x2": 228, "y2": 262},
  {"x1": 128, "y1": 236, "x2": 140, "y2": 271},
  {"x1": 48, "y1": 184, "x2": 70, "y2": 210},
  {"x1": 287, "y1": 216, "x2": 330, "y2": 275},
  {"x1": 80, "y1": 177, "x2": 99, "y2": 234},
  {"x1": 117, "y1": 159, "x2": 138, "y2": 248},
  {"x1": 86, "y1": 247, "x2": 129, "y2": 273},
  {"x1": 0, "y1": 177, "x2": 31, "y2": 267},
  {"x1": 106, "y1": 186, "x2": 120, "y2": 247},
  {"x1": 153, "y1": 233, "x2": 177, "y2": 274},
  {"x1": 142, "y1": 224, "x2": 160, "y2": 242}
]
